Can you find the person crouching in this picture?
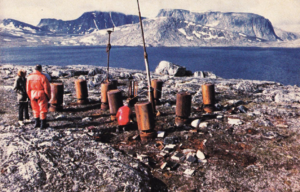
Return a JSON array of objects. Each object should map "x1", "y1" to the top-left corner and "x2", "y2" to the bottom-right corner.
[
  {"x1": 116, "y1": 103, "x2": 133, "y2": 132},
  {"x1": 27, "y1": 65, "x2": 51, "y2": 129},
  {"x1": 14, "y1": 69, "x2": 30, "y2": 126}
]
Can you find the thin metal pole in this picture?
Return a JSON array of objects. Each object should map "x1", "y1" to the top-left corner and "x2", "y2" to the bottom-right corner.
[
  {"x1": 136, "y1": 0, "x2": 155, "y2": 111},
  {"x1": 106, "y1": 29, "x2": 113, "y2": 82}
]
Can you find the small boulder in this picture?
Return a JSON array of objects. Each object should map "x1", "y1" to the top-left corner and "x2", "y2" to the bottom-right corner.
[
  {"x1": 196, "y1": 150, "x2": 205, "y2": 160},
  {"x1": 155, "y1": 61, "x2": 186, "y2": 77},
  {"x1": 191, "y1": 119, "x2": 201, "y2": 128},
  {"x1": 88, "y1": 68, "x2": 104, "y2": 76},
  {"x1": 51, "y1": 71, "x2": 64, "y2": 78}
]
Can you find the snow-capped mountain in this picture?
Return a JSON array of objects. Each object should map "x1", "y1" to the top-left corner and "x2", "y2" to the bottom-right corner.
[
  {"x1": 0, "y1": 9, "x2": 299, "y2": 47},
  {"x1": 37, "y1": 11, "x2": 143, "y2": 35},
  {"x1": 157, "y1": 9, "x2": 280, "y2": 41}
]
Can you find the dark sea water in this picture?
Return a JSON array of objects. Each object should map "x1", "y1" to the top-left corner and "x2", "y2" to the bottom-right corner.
[{"x1": 1, "y1": 46, "x2": 299, "y2": 86}]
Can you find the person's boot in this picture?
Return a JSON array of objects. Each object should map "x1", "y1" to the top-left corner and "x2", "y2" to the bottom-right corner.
[
  {"x1": 34, "y1": 118, "x2": 40, "y2": 128},
  {"x1": 40, "y1": 119, "x2": 49, "y2": 129}
]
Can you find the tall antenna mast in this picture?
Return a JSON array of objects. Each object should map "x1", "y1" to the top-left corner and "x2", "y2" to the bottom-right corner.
[
  {"x1": 106, "y1": 26, "x2": 114, "y2": 82},
  {"x1": 136, "y1": 0, "x2": 155, "y2": 111}
]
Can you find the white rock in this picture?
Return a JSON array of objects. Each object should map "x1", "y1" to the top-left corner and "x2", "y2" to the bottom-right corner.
[
  {"x1": 160, "y1": 162, "x2": 167, "y2": 169},
  {"x1": 52, "y1": 71, "x2": 63, "y2": 78},
  {"x1": 182, "y1": 150, "x2": 196, "y2": 156},
  {"x1": 155, "y1": 60, "x2": 186, "y2": 77},
  {"x1": 191, "y1": 119, "x2": 201, "y2": 128},
  {"x1": 82, "y1": 117, "x2": 92, "y2": 122},
  {"x1": 184, "y1": 169, "x2": 195, "y2": 176},
  {"x1": 196, "y1": 150, "x2": 205, "y2": 160},
  {"x1": 157, "y1": 131, "x2": 165, "y2": 138},
  {"x1": 199, "y1": 122, "x2": 208, "y2": 128},
  {"x1": 55, "y1": 115, "x2": 66, "y2": 119},
  {"x1": 228, "y1": 117, "x2": 243, "y2": 125}
]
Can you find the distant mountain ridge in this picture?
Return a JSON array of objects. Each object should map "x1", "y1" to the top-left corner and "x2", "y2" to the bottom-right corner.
[
  {"x1": 37, "y1": 11, "x2": 143, "y2": 34},
  {"x1": 157, "y1": 9, "x2": 280, "y2": 41},
  {"x1": 0, "y1": 9, "x2": 299, "y2": 47}
]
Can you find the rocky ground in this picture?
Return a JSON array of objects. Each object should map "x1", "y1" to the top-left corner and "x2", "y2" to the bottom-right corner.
[{"x1": 0, "y1": 63, "x2": 300, "y2": 192}]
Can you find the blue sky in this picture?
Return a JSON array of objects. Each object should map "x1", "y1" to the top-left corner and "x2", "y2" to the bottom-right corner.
[{"x1": 0, "y1": 0, "x2": 299, "y2": 32}]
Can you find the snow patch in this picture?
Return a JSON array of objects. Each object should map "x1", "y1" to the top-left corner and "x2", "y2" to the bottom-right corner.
[
  {"x1": 93, "y1": 20, "x2": 99, "y2": 30},
  {"x1": 239, "y1": 33, "x2": 247, "y2": 37},
  {"x1": 186, "y1": 36, "x2": 194, "y2": 40},
  {"x1": 178, "y1": 28, "x2": 187, "y2": 36},
  {"x1": 80, "y1": 36, "x2": 97, "y2": 45},
  {"x1": 3, "y1": 39, "x2": 11, "y2": 42},
  {"x1": 206, "y1": 21, "x2": 220, "y2": 27},
  {"x1": 193, "y1": 31, "x2": 201, "y2": 38}
]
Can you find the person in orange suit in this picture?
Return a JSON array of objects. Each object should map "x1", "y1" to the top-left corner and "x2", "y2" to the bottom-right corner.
[
  {"x1": 116, "y1": 103, "x2": 133, "y2": 131},
  {"x1": 27, "y1": 65, "x2": 51, "y2": 129}
]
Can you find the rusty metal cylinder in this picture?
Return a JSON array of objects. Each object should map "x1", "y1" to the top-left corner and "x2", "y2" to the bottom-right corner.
[
  {"x1": 110, "y1": 79, "x2": 118, "y2": 89},
  {"x1": 128, "y1": 80, "x2": 138, "y2": 98},
  {"x1": 75, "y1": 79, "x2": 88, "y2": 104},
  {"x1": 151, "y1": 79, "x2": 163, "y2": 101},
  {"x1": 135, "y1": 101, "x2": 155, "y2": 131},
  {"x1": 101, "y1": 82, "x2": 115, "y2": 110},
  {"x1": 175, "y1": 92, "x2": 191, "y2": 118},
  {"x1": 107, "y1": 89, "x2": 123, "y2": 120},
  {"x1": 202, "y1": 83, "x2": 215, "y2": 105},
  {"x1": 49, "y1": 82, "x2": 64, "y2": 112}
]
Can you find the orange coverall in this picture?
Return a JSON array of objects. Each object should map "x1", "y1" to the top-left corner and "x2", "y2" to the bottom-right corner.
[
  {"x1": 26, "y1": 70, "x2": 51, "y2": 120},
  {"x1": 116, "y1": 106, "x2": 132, "y2": 126}
]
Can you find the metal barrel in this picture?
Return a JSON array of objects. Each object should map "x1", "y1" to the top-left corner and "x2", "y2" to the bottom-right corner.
[
  {"x1": 202, "y1": 83, "x2": 215, "y2": 105},
  {"x1": 107, "y1": 89, "x2": 123, "y2": 120},
  {"x1": 110, "y1": 79, "x2": 118, "y2": 89},
  {"x1": 75, "y1": 79, "x2": 88, "y2": 104},
  {"x1": 175, "y1": 92, "x2": 191, "y2": 118},
  {"x1": 128, "y1": 80, "x2": 138, "y2": 98},
  {"x1": 135, "y1": 101, "x2": 155, "y2": 131},
  {"x1": 101, "y1": 81, "x2": 114, "y2": 110},
  {"x1": 49, "y1": 82, "x2": 64, "y2": 112},
  {"x1": 151, "y1": 79, "x2": 163, "y2": 103}
]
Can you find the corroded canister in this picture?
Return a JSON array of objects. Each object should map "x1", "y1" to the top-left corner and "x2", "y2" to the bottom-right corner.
[
  {"x1": 151, "y1": 79, "x2": 163, "y2": 104},
  {"x1": 110, "y1": 79, "x2": 118, "y2": 89},
  {"x1": 202, "y1": 83, "x2": 215, "y2": 105},
  {"x1": 128, "y1": 80, "x2": 138, "y2": 98},
  {"x1": 135, "y1": 101, "x2": 155, "y2": 132},
  {"x1": 176, "y1": 92, "x2": 191, "y2": 118},
  {"x1": 75, "y1": 79, "x2": 88, "y2": 104},
  {"x1": 202, "y1": 83, "x2": 215, "y2": 113},
  {"x1": 175, "y1": 92, "x2": 191, "y2": 126},
  {"x1": 49, "y1": 82, "x2": 64, "y2": 112},
  {"x1": 107, "y1": 89, "x2": 123, "y2": 120},
  {"x1": 101, "y1": 81, "x2": 114, "y2": 110}
]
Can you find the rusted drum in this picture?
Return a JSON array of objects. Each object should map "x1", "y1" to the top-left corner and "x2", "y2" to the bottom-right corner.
[
  {"x1": 49, "y1": 82, "x2": 64, "y2": 112},
  {"x1": 75, "y1": 79, "x2": 88, "y2": 104},
  {"x1": 202, "y1": 83, "x2": 215, "y2": 113},
  {"x1": 128, "y1": 80, "x2": 138, "y2": 98},
  {"x1": 135, "y1": 101, "x2": 155, "y2": 131},
  {"x1": 151, "y1": 79, "x2": 163, "y2": 105},
  {"x1": 175, "y1": 92, "x2": 191, "y2": 118},
  {"x1": 202, "y1": 83, "x2": 215, "y2": 105},
  {"x1": 107, "y1": 89, "x2": 123, "y2": 120},
  {"x1": 101, "y1": 81, "x2": 114, "y2": 110},
  {"x1": 110, "y1": 79, "x2": 118, "y2": 90}
]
